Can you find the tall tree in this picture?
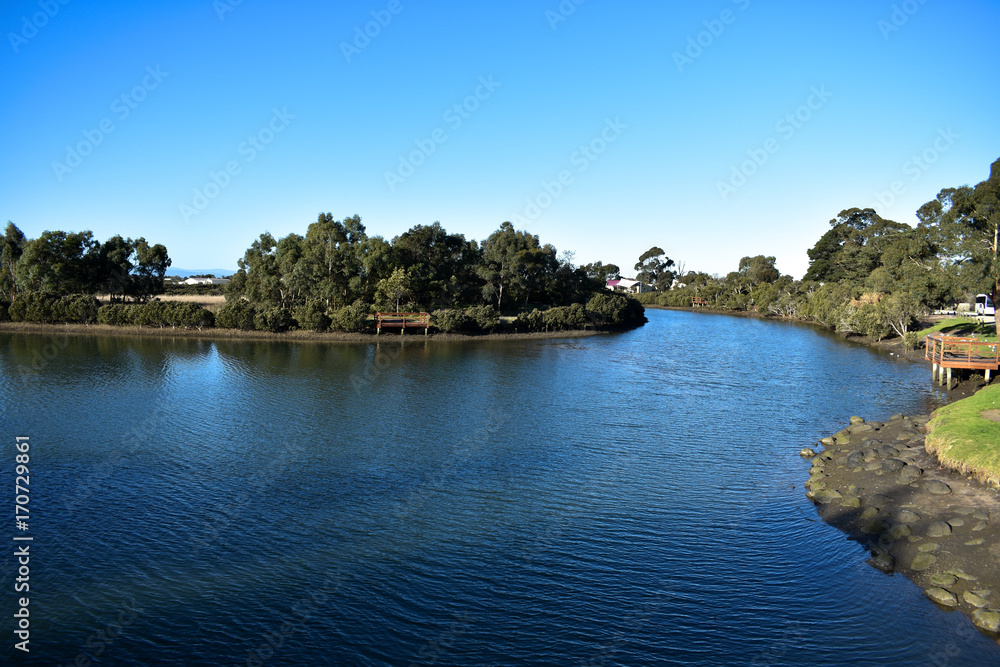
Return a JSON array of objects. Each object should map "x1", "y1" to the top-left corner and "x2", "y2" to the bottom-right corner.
[
  {"x1": 99, "y1": 235, "x2": 135, "y2": 303},
  {"x1": 634, "y1": 247, "x2": 675, "y2": 289},
  {"x1": 15, "y1": 230, "x2": 101, "y2": 294},
  {"x1": 923, "y1": 158, "x2": 1000, "y2": 334},
  {"x1": 477, "y1": 222, "x2": 543, "y2": 311},
  {"x1": 130, "y1": 239, "x2": 171, "y2": 302},
  {"x1": 0, "y1": 222, "x2": 27, "y2": 301},
  {"x1": 582, "y1": 261, "x2": 621, "y2": 284},
  {"x1": 803, "y1": 208, "x2": 909, "y2": 284},
  {"x1": 374, "y1": 267, "x2": 413, "y2": 312},
  {"x1": 227, "y1": 232, "x2": 282, "y2": 306},
  {"x1": 391, "y1": 222, "x2": 481, "y2": 308},
  {"x1": 738, "y1": 255, "x2": 780, "y2": 286},
  {"x1": 300, "y1": 213, "x2": 370, "y2": 310}
]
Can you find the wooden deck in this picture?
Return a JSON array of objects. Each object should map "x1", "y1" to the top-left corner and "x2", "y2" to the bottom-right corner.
[
  {"x1": 925, "y1": 334, "x2": 999, "y2": 385},
  {"x1": 376, "y1": 312, "x2": 430, "y2": 335},
  {"x1": 691, "y1": 297, "x2": 708, "y2": 307}
]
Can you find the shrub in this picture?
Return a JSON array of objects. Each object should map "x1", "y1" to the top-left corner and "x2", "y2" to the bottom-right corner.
[
  {"x1": 216, "y1": 300, "x2": 257, "y2": 330},
  {"x1": 9, "y1": 293, "x2": 60, "y2": 323},
  {"x1": 542, "y1": 303, "x2": 588, "y2": 330},
  {"x1": 431, "y1": 308, "x2": 474, "y2": 333},
  {"x1": 294, "y1": 300, "x2": 331, "y2": 332},
  {"x1": 254, "y1": 306, "x2": 295, "y2": 333},
  {"x1": 466, "y1": 305, "x2": 499, "y2": 332},
  {"x1": 168, "y1": 302, "x2": 215, "y2": 329},
  {"x1": 586, "y1": 292, "x2": 645, "y2": 327},
  {"x1": 902, "y1": 331, "x2": 920, "y2": 350},
  {"x1": 0, "y1": 299, "x2": 10, "y2": 322},
  {"x1": 56, "y1": 294, "x2": 100, "y2": 324},
  {"x1": 513, "y1": 308, "x2": 546, "y2": 332},
  {"x1": 331, "y1": 300, "x2": 371, "y2": 333},
  {"x1": 98, "y1": 304, "x2": 128, "y2": 326}
]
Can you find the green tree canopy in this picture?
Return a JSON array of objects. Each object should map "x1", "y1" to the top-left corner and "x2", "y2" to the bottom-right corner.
[
  {"x1": 803, "y1": 208, "x2": 910, "y2": 284},
  {"x1": 737, "y1": 255, "x2": 780, "y2": 286},
  {"x1": 1, "y1": 222, "x2": 27, "y2": 301},
  {"x1": 634, "y1": 247, "x2": 675, "y2": 289}
]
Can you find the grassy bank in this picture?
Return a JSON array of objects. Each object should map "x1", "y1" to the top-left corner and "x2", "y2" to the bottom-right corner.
[
  {"x1": 916, "y1": 317, "x2": 998, "y2": 342},
  {"x1": 926, "y1": 383, "x2": 1000, "y2": 487}
]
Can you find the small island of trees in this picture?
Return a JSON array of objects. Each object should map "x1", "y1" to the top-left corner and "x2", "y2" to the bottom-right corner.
[{"x1": 0, "y1": 218, "x2": 645, "y2": 335}]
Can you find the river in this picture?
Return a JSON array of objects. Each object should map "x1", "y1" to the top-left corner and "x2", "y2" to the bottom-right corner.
[{"x1": 1, "y1": 308, "x2": 997, "y2": 665}]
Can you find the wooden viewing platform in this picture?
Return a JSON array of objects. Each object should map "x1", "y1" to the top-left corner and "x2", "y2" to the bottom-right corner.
[
  {"x1": 692, "y1": 297, "x2": 708, "y2": 307},
  {"x1": 376, "y1": 312, "x2": 430, "y2": 335},
  {"x1": 925, "y1": 333, "x2": 1000, "y2": 385}
]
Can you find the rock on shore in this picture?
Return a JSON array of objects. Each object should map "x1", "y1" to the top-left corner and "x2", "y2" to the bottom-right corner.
[{"x1": 806, "y1": 414, "x2": 1000, "y2": 640}]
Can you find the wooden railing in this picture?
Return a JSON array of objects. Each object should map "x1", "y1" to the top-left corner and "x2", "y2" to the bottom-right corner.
[
  {"x1": 376, "y1": 312, "x2": 430, "y2": 335},
  {"x1": 925, "y1": 334, "x2": 1000, "y2": 370},
  {"x1": 691, "y1": 297, "x2": 708, "y2": 307},
  {"x1": 925, "y1": 333, "x2": 999, "y2": 385}
]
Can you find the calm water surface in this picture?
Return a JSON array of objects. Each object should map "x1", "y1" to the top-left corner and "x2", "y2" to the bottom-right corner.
[{"x1": 1, "y1": 308, "x2": 998, "y2": 665}]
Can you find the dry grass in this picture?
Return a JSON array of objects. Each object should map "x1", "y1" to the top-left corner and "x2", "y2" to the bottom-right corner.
[
  {"x1": 98, "y1": 293, "x2": 227, "y2": 313},
  {"x1": 155, "y1": 294, "x2": 226, "y2": 313}
]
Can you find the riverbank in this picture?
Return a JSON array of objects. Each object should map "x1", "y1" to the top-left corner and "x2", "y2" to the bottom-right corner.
[
  {"x1": 805, "y1": 413, "x2": 1000, "y2": 641},
  {"x1": 0, "y1": 321, "x2": 609, "y2": 344}
]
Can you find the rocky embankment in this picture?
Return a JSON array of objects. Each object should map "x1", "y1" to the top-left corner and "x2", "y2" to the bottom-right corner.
[{"x1": 804, "y1": 414, "x2": 1000, "y2": 639}]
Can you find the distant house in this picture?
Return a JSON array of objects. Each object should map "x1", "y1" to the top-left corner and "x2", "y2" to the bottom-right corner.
[
  {"x1": 182, "y1": 277, "x2": 230, "y2": 286},
  {"x1": 606, "y1": 278, "x2": 653, "y2": 294}
]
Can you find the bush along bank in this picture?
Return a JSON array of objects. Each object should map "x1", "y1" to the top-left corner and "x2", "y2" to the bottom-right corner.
[
  {"x1": 2, "y1": 293, "x2": 216, "y2": 330},
  {"x1": 2, "y1": 292, "x2": 645, "y2": 337},
  {"x1": 804, "y1": 412, "x2": 1000, "y2": 639}
]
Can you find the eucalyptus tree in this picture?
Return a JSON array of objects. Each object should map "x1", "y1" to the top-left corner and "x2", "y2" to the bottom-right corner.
[
  {"x1": 478, "y1": 222, "x2": 543, "y2": 311},
  {"x1": 14, "y1": 229, "x2": 101, "y2": 294},
  {"x1": 919, "y1": 158, "x2": 1000, "y2": 333},
  {"x1": 1, "y1": 222, "x2": 27, "y2": 300},
  {"x1": 803, "y1": 208, "x2": 910, "y2": 285},
  {"x1": 634, "y1": 247, "x2": 675, "y2": 289},
  {"x1": 390, "y1": 222, "x2": 481, "y2": 309},
  {"x1": 227, "y1": 232, "x2": 282, "y2": 306},
  {"x1": 129, "y1": 238, "x2": 171, "y2": 302}
]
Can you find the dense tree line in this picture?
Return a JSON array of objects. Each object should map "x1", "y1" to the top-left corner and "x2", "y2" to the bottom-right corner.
[
  {"x1": 0, "y1": 224, "x2": 171, "y2": 308},
  {"x1": 0, "y1": 215, "x2": 644, "y2": 334},
  {"x1": 219, "y1": 216, "x2": 639, "y2": 332},
  {"x1": 639, "y1": 157, "x2": 1000, "y2": 344}
]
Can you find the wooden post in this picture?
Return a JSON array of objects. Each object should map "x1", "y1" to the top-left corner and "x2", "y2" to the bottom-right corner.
[
  {"x1": 987, "y1": 369, "x2": 992, "y2": 383},
  {"x1": 932, "y1": 363, "x2": 938, "y2": 383},
  {"x1": 946, "y1": 367, "x2": 952, "y2": 389}
]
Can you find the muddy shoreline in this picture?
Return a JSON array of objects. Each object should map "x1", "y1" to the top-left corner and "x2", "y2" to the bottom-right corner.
[
  {"x1": 0, "y1": 321, "x2": 610, "y2": 344},
  {"x1": 805, "y1": 413, "x2": 1000, "y2": 642}
]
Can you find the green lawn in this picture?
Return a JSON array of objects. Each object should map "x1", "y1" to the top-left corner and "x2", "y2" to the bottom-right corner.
[
  {"x1": 916, "y1": 317, "x2": 998, "y2": 342},
  {"x1": 926, "y1": 383, "x2": 1000, "y2": 487}
]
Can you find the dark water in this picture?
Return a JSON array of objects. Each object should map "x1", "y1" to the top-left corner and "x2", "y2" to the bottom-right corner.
[{"x1": 1, "y1": 308, "x2": 998, "y2": 666}]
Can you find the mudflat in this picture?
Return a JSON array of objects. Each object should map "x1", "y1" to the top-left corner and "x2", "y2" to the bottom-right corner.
[{"x1": 805, "y1": 414, "x2": 1000, "y2": 639}]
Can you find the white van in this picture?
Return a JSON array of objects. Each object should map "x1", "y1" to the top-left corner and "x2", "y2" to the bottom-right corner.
[{"x1": 975, "y1": 294, "x2": 995, "y2": 316}]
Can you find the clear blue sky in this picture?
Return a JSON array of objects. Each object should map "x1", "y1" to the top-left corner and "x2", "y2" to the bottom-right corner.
[{"x1": 2, "y1": 0, "x2": 998, "y2": 278}]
